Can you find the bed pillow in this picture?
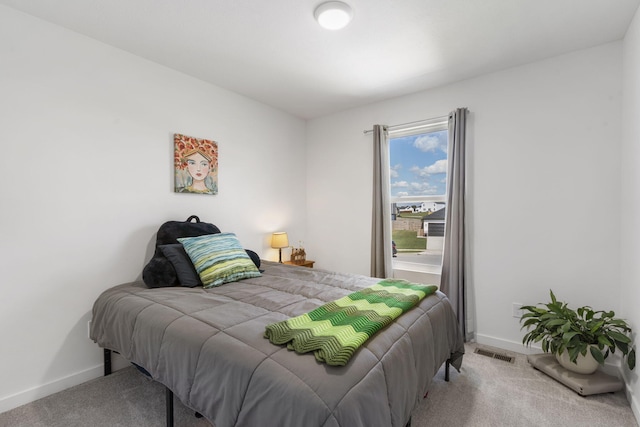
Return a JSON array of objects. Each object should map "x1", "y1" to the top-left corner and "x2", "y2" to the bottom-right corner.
[
  {"x1": 245, "y1": 249, "x2": 262, "y2": 271},
  {"x1": 159, "y1": 244, "x2": 261, "y2": 287},
  {"x1": 159, "y1": 244, "x2": 202, "y2": 287},
  {"x1": 178, "y1": 233, "x2": 261, "y2": 288}
]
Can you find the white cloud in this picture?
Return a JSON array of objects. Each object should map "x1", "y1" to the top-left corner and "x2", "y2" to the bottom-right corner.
[
  {"x1": 390, "y1": 163, "x2": 401, "y2": 178},
  {"x1": 393, "y1": 179, "x2": 442, "y2": 196},
  {"x1": 413, "y1": 134, "x2": 447, "y2": 153},
  {"x1": 428, "y1": 159, "x2": 448, "y2": 173},
  {"x1": 412, "y1": 159, "x2": 448, "y2": 176},
  {"x1": 409, "y1": 181, "x2": 440, "y2": 195}
]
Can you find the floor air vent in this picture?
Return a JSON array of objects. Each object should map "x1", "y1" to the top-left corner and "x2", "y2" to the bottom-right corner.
[{"x1": 474, "y1": 348, "x2": 515, "y2": 363}]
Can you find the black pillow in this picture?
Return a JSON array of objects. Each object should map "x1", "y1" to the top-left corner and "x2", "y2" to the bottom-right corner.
[
  {"x1": 245, "y1": 249, "x2": 261, "y2": 271},
  {"x1": 159, "y1": 244, "x2": 202, "y2": 287}
]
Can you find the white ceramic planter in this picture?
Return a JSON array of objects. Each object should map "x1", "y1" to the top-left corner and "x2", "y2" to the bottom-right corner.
[{"x1": 555, "y1": 347, "x2": 599, "y2": 374}]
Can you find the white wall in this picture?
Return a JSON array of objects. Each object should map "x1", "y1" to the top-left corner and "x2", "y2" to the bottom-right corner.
[
  {"x1": 1, "y1": 2, "x2": 637, "y2": 418},
  {"x1": 307, "y1": 42, "x2": 623, "y2": 353},
  {"x1": 0, "y1": 6, "x2": 307, "y2": 412},
  {"x1": 621, "y1": 5, "x2": 640, "y2": 421}
]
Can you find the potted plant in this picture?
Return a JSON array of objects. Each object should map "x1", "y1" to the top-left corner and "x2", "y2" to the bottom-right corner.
[{"x1": 520, "y1": 290, "x2": 636, "y2": 374}]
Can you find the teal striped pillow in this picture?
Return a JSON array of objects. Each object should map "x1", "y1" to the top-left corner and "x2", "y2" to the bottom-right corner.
[{"x1": 178, "y1": 233, "x2": 261, "y2": 288}]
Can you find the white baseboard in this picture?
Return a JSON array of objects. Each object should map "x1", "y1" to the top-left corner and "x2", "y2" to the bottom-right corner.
[
  {"x1": 475, "y1": 333, "x2": 537, "y2": 355},
  {"x1": 0, "y1": 353, "x2": 130, "y2": 415},
  {"x1": 476, "y1": 333, "x2": 623, "y2": 375},
  {"x1": 623, "y1": 372, "x2": 640, "y2": 426},
  {"x1": 0, "y1": 365, "x2": 102, "y2": 415}
]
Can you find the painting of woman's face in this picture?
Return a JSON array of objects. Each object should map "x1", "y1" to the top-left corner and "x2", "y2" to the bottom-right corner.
[
  {"x1": 174, "y1": 133, "x2": 218, "y2": 195},
  {"x1": 185, "y1": 152, "x2": 211, "y2": 182}
]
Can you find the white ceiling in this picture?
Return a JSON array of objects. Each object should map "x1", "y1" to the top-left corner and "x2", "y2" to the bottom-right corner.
[{"x1": 2, "y1": 0, "x2": 639, "y2": 119}]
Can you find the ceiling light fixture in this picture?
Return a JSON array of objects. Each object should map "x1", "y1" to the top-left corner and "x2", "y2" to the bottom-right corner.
[{"x1": 314, "y1": 1, "x2": 354, "y2": 30}]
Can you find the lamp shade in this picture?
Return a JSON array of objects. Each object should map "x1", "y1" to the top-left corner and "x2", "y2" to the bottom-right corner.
[{"x1": 271, "y1": 232, "x2": 289, "y2": 249}]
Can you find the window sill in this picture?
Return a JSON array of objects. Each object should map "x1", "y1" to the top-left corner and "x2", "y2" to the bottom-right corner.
[{"x1": 392, "y1": 260, "x2": 441, "y2": 275}]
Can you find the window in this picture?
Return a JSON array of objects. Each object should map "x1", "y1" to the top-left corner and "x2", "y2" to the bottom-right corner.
[{"x1": 389, "y1": 119, "x2": 448, "y2": 273}]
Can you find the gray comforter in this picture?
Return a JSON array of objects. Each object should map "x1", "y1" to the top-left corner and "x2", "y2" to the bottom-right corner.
[{"x1": 90, "y1": 261, "x2": 464, "y2": 427}]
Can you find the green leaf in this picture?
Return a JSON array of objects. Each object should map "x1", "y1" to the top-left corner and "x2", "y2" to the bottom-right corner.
[
  {"x1": 597, "y1": 335, "x2": 612, "y2": 348},
  {"x1": 562, "y1": 331, "x2": 580, "y2": 343},
  {"x1": 590, "y1": 346, "x2": 605, "y2": 365},
  {"x1": 521, "y1": 307, "x2": 545, "y2": 316},
  {"x1": 520, "y1": 318, "x2": 540, "y2": 329},
  {"x1": 568, "y1": 346, "x2": 581, "y2": 363},
  {"x1": 608, "y1": 319, "x2": 631, "y2": 329},
  {"x1": 589, "y1": 321, "x2": 604, "y2": 333},
  {"x1": 608, "y1": 330, "x2": 631, "y2": 344},
  {"x1": 546, "y1": 319, "x2": 566, "y2": 327},
  {"x1": 628, "y1": 349, "x2": 636, "y2": 370},
  {"x1": 616, "y1": 341, "x2": 629, "y2": 354}
]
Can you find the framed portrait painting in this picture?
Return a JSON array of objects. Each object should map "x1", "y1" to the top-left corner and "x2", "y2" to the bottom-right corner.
[{"x1": 174, "y1": 133, "x2": 218, "y2": 195}]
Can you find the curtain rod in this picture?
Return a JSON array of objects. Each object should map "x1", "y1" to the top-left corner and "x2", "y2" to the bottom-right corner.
[{"x1": 363, "y1": 115, "x2": 449, "y2": 135}]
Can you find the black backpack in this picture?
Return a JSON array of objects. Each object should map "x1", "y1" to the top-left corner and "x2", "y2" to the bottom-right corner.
[
  {"x1": 142, "y1": 215, "x2": 260, "y2": 288},
  {"x1": 143, "y1": 215, "x2": 221, "y2": 288}
]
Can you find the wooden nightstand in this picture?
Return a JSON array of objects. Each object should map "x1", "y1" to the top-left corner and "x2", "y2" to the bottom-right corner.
[{"x1": 284, "y1": 260, "x2": 315, "y2": 268}]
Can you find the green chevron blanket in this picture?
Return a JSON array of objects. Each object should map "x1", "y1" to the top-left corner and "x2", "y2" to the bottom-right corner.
[{"x1": 264, "y1": 279, "x2": 438, "y2": 366}]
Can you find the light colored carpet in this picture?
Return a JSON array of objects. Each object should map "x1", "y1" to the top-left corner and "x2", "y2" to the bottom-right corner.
[
  {"x1": 0, "y1": 343, "x2": 636, "y2": 426},
  {"x1": 415, "y1": 343, "x2": 637, "y2": 427}
]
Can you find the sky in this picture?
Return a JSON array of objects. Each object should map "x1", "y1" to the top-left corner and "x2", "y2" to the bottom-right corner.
[{"x1": 389, "y1": 129, "x2": 448, "y2": 198}]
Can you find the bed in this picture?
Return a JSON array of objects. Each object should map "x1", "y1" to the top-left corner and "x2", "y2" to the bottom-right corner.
[{"x1": 90, "y1": 260, "x2": 464, "y2": 427}]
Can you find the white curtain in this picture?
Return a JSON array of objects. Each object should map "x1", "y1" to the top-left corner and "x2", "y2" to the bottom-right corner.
[
  {"x1": 371, "y1": 125, "x2": 392, "y2": 278},
  {"x1": 440, "y1": 108, "x2": 469, "y2": 340}
]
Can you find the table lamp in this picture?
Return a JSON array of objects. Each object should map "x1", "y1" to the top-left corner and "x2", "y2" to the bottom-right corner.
[{"x1": 271, "y1": 232, "x2": 289, "y2": 263}]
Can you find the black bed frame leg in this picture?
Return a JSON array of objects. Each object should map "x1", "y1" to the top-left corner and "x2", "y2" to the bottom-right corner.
[
  {"x1": 105, "y1": 347, "x2": 176, "y2": 427},
  {"x1": 445, "y1": 359, "x2": 450, "y2": 382},
  {"x1": 104, "y1": 349, "x2": 112, "y2": 376},
  {"x1": 166, "y1": 386, "x2": 174, "y2": 427}
]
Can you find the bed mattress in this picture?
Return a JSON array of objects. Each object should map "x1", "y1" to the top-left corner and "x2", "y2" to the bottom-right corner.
[{"x1": 90, "y1": 261, "x2": 464, "y2": 427}]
